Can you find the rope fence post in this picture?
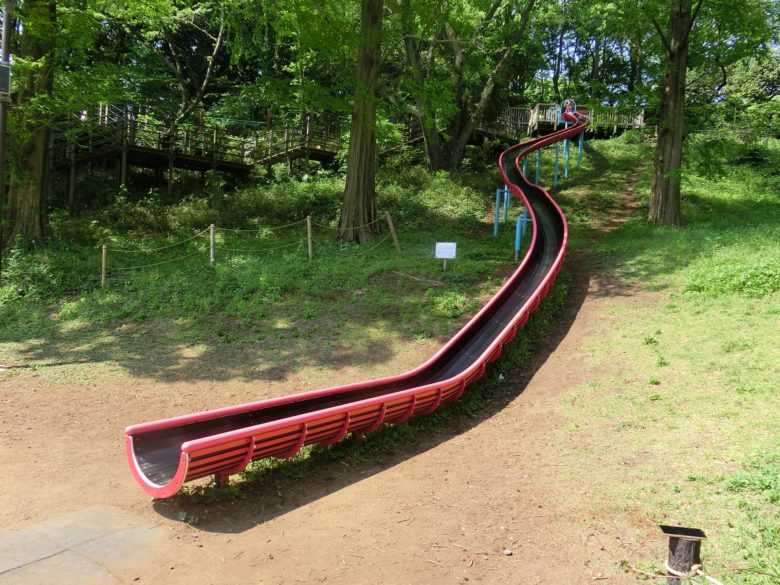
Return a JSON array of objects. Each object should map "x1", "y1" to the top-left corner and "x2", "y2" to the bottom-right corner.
[
  {"x1": 385, "y1": 211, "x2": 401, "y2": 254},
  {"x1": 493, "y1": 188, "x2": 501, "y2": 237},
  {"x1": 307, "y1": 215, "x2": 313, "y2": 261},
  {"x1": 101, "y1": 244, "x2": 108, "y2": 287},
  {"x1": 209, "y1": 224, "x2": 215, "y2": 265},
  {"x1": 660, "y1": 526, "x2": 707, "y2": 585}
]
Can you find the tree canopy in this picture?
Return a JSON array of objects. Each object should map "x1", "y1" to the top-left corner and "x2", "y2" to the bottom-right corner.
[{"x1": 0, "y1": 0, "x2": 776, "y2": 246}]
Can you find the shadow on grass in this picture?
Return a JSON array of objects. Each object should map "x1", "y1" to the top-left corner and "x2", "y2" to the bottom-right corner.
[
  {"x1": 587, "y1": 188, "x2": 780, "y2": 288},
  {"x1": 149, "y1": 257, "x2": 591, "y2": 533},
  {"x1": 0, "y1": 175, "x2": 536, "y2": 385}
]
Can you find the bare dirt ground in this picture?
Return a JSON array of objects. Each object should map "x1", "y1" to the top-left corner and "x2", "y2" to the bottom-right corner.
[{"x1": 0, "y1": 175, "x2": 666, "y2": 584}]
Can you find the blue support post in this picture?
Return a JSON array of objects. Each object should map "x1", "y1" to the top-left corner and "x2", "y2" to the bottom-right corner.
[
  {"x1": 503, "y1": 187, "x2": 510, "y2": 222},
  {"x1": 520, "y1": 208, "x2": 531, "y2": 238},
  {"x1": 522, "y1": 157, "x2": 527, "y2": 177},
  {"x1": 514, "y1": 215, "x2": 522, "y2": 262},
  {"x1": 577, "y1": 132, "x2": 584, "y2": 169},
  {"x1": 564, "y1": 122, "x2": 570, "y2": 179},
  {"x1": 535, "y1": 149, "x2": 541, "y2": 184},
  {"x1": 493, "y1": 188, "x2": 501, "y2": 237},
  {"x1": 553, "y1": 142, "x2": 560, "y2": 189}
]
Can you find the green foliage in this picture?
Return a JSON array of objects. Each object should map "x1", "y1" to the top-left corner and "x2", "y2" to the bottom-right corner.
[
  {"x1": 722, "y1": 451, "x2": 780, "y2": 583},
  {"x1": 685, "y1": 256, "x2": 780, "y2": 298},
  {"x1": 427, "y1": 290, "x2": 469, "y2": 319},
  {"x1": 727, "y1": 451, "x2": 780, "y2": 504}
]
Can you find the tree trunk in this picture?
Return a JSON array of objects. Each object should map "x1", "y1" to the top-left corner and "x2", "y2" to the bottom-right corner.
[
  {"x1": 4, "y1": 0, "x2": 55, "y2": 248},
  {"x1": 552, "y1": 27, "x2": 565, "y2": 102},
  {"x1": 589, "y1": 36, "x2": 602, "y2": 100},
  {"x1": 627, "y1": 38, "x2": 643, "y2": 94},
  {"x1": 6, "y1": 128, "x2": 48, "y2": 245},
  {"x1": 649, "y1": 0, "x2": 695, "y2": 227},
  {"x1": 339, "y1": 0, "x2": 383, "y2": 243}
]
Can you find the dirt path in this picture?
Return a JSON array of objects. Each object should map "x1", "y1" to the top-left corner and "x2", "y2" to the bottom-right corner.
[{"x1": 0, "y1": 176, "x2": 663, "y2": 584}]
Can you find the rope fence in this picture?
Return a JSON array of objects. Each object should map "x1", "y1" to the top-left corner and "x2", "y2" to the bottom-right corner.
[{"x1": 100, "y1": 212, "x2": 402, "y2": 286}]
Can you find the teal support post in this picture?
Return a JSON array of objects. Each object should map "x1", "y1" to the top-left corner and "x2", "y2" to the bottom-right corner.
[
  {"x1": 493, "y1": 188, "x2": 501, "y2": 237},
  {"x1": 520, "y1": 208, "x2": 531, "y2": 237},
  {"x1": 503, "y1": 187, "x2": 510, "y2": 222},
  {"x1": 522, "y1": 157, "x2": 527, "y2": 177},
  {"x1": 577, "y1": 132, "x2": 584, "y2": 169},
  {"x1": 535, "y1": 149, "x2": 541, "y2": 184},
  {"x1": 514, "y1": 216, "x2": 522, "y2": 262},
  {"x1": 564, "y1": 122, "x2": 570, "y2": 179},
  {"x1": 553, "y1": 143, "x2": 560, "y2": 189}
]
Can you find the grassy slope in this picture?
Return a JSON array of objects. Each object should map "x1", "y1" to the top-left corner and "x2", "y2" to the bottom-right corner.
[
  {"x1": 0, "y1": 165, "x2": 524, "y2": 385},
  {"x1": 559, "y1": 136, "x2": 779, "y2": 583}
]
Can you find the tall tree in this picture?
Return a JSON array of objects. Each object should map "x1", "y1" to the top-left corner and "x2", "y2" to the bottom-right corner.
[
  {"x1": 339, "y1": 0, "x2": 383, "y2": 243},
  {"x1": 647, "y1": 0, "x2": 772, "y2": 225},
  {"x1": 648, "y1": 0, "x2": 703, "y2": 226},
  {"x1": 4, "y1": 0, "x2": 55, "y2": 247}
]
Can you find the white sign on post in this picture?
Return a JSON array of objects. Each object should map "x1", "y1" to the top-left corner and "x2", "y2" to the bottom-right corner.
[
  {"x1": 435, "y1": 242, "x2": 457, "y2": 271},
  {"x1": 435, "y1": 242, "x2": 457, "y2": 259}
]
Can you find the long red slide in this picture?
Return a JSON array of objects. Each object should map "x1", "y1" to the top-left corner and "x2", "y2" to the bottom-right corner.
[{"x1": 125, "y1": 112, "x2": 589, "y2": 498}]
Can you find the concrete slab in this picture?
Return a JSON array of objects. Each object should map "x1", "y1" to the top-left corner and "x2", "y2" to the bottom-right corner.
[
  {"x1": 0, "y1": 528, "x2": 62, "y2": 574},
  {"x1": 0, "y1": 505, "x2": 163, "y2": 584},
  {"x1": 75, "y1": 524, "x2": 164, "y2": 576},
  {"x1": 0, "y1": 550, "x2": 120, "y2": 585},
  {"x1": 29, "y1": 505, "x2": 139, "y2": 550}
]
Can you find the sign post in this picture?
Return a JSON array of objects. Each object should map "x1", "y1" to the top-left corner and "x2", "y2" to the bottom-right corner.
[{"x1": 435, "y1": 242, "x2": 457, "y2": 271}]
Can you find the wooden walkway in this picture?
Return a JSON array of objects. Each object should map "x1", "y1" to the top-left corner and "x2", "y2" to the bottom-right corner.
[
  {"x1": 52, "y1": 101, "x2": 644, "y2": 199},
  {"x1": 51, "y1": 105, "x2": 343, "y2": 190},
  {"x1": 526, "y1": 103, "x2": 644, "y2": 136}
]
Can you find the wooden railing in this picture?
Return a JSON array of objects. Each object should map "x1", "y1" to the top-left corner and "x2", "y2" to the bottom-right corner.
[
  {"x1": 51, "y1": 105, "x2": 344, "y2": 169},
  {"x1": 528, "y1": 102, "x2": 644, "y2": 135},
  {"x1": 50, "y1": 102, "x2": 645, "y2": 171}
]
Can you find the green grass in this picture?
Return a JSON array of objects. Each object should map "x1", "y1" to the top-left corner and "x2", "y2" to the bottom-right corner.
[
  {"x1": 558, "y1": 136, "x2": 780, "y2": 583},
  {"x1": 0, "y1": 165, "x2": 528, "y2": 385}
]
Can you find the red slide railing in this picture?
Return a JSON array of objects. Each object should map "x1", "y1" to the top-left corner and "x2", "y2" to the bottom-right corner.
[{"x1": 125, "y1": 112, "x2": 589, "y2": 499}]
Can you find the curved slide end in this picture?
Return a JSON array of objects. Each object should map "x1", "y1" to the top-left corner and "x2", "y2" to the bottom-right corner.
[{"x1": 125, "y1": 433, "x2": 189, "y2": 499}]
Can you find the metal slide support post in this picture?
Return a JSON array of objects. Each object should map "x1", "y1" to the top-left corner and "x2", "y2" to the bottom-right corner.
[
  {"x1": 577, "y1": 132, "x2": 584, "y2": 169},
  {"x1": 493, "y1": 189, "x2": 501, "y2": 237},
  {"x1": 553, "y1": 142, "x2": 560, "y2": 189},
  {"x1": 502, "y1": 187, "x2": 510, "y2": 222},
  {"x1": 514, "y1": 216, "x2": 522, "y2": 262},
  {"x1": 535, "y1": 149, "x2": 541, "y2": 184},
  {"x1": 522, "y1": 157, "x2": 527, "y2": 176},
  {"x1": 520, "y1": 208, "x2": 530, "y2": 238},
  {"x1": 564, "y1": 122, "x2": 570, "y2": 179}
]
